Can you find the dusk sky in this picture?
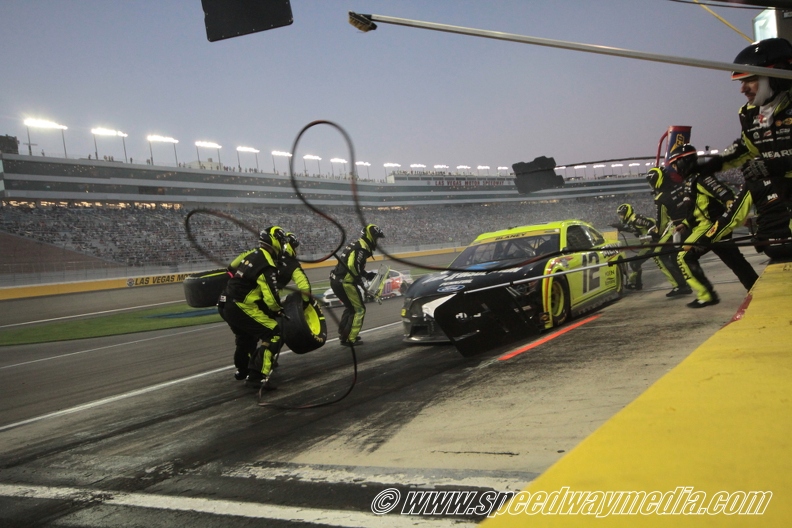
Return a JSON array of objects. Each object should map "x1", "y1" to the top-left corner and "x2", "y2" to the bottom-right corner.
[{"x1": 0, "y1": 1, "x2": 766, "y2": 179}]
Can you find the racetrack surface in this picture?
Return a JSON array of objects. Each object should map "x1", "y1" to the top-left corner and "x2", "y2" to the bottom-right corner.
[{"x1": 0, "y1": 251, "x2": 768, "y2": 527}]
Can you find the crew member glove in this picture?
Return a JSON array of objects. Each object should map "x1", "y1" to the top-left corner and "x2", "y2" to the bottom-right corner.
[
  {"x1": 365, "y1": 271, "x2": 377, "y2": 281},
  {"x1": 743, "y1": 157, "x2": 787, "y2": 181}
]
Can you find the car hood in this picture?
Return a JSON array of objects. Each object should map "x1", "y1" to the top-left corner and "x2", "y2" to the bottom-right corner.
[{"x1": 406, "y1": 258, "x2": 547, "y2": 298}]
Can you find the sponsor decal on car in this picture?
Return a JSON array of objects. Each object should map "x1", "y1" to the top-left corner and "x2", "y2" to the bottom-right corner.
[{"x1": 437, "y1": 284, "x2": 466, "y2": 292}]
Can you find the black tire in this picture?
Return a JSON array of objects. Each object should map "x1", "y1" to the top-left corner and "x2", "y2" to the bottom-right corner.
[
  {"x1": 183, "y1": 269, "x2": 229, "y2": 308},
  {"x1": 281, "y1": 293, "x2": 327, "y2": 354},
  {"x1": 549, "y1": 276, "x2": 570, "y2": 327}
]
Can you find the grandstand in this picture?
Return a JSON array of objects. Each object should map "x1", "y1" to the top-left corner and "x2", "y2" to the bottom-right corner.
[{"x1": 0, "y1": 153, "x2": 657, "y2": 283}]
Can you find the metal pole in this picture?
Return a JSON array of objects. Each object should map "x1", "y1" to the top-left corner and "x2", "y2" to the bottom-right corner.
[
  {"x1": 196, "y1": 147, "x2": 201, "y2": 166},
  {"x1": 61, "y1": 129, "x2": 67, "y2": 158},
  {"x1": 237, "y1": 150, "x2": 241, "y2": 170},
  {"x1": 255, "y1": 153, "x2": 259, "y2": 171},
  {"x1": 93, "y1": 134, "x2": 98, "y2": 160},
  {"x1": 217, "y1": 149, "x2": 221, "y2": 168},
  {"x1": 149, "y1": 141, "x2": 154, "y2": 164},
  {"x1": 355, "y1": 13, "x2": 792, "y2": 80},
  {"x1": 272, "y1": 155, "x2": 276, "y2": 173},
  {"x1": 122, "y1": 137, "x2": 128, "y2": 163},
  {"x1": 173, "y1": 144, "x2": 178, "y2": 165},
  {"x1": 26, "y1": 126, "x2": 32, "y2": 156}
]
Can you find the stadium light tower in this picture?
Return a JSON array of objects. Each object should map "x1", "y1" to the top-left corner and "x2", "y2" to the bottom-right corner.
[
  {"x1": 146, "y1": 134, "x2": 178, "y2": 165},
  {"x1": 611, "y1": 163, "x2": 623, "y2": 175},
  {"x1": 355, "y1": 160, "x2": 371, "y2": 179},
  {"x1": 456, "y1": 165, "x2": 470, "y2": 175},
  {"x1": 271, "y1": 151, "x2": 292, "y2": 174},
  {"x1": 237, "y1": 146, "x2": 260, "y2": 171},
  {"x1": 574, "y1": 164, "x2": 587, "y2": 178},
  {"x1": 383, "y1": 162, "x2": 400, "y2": 178},
  {"x1": 196, "y1": 141, "x2": 222, "y2": 169},
  {"x1": 303, "y1": 154, "x2": 321, "y2": 175},
  {"x1": 434, "y1": 164, "x2": 449, "y2": 172},
  {"x1": 628, "y1": 162, "x2": 641, "y2": 174},
  {"x1": 477, "y1": 165, "x2": 490, "y2": 176},
  {"x1": 497, "y1": 166, "x2": 509, "y2": 175},
  {"x1": 91, "y1": 127, "x2": 128, "y2": 163},
  {"x1": 330, "y1": 157, "x2": 348, "y2": 177},
  {"x1": 24, "y1": 118, "x2": 67, "y2": 158}
]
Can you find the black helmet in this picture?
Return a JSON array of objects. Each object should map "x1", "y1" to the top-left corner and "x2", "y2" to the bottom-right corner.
[
  {"x1": 667, "y1": 144, "x2": 698, "y2": 178},
  {"x1": 259, "y1": 225, "x2": 286, "y2": 256},
  {"x1": 732, "y1": 38, "x2": 792, "y2": 81},
  {"x1": 362, "y1": 224, "x2": 385, "y2": 248},
  {"x1": 617, "y1": 203, "x2": 633, "y2": 222}
]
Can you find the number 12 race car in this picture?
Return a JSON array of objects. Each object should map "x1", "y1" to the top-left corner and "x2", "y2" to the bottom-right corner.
[{"x1": 401, "y1": 220, "x2": 626, "y2": 356}]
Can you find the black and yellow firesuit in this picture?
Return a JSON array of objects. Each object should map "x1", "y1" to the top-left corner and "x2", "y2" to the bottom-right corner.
[
  {"x1": 701, "y1": 38, "x2": 792, "y2": 259},
  {"x1": 218, "y1": 226, "x2": 284, "y2": 385},
  {"x1": 329, "y1": 224, "x2": 385, "y2": 346},
  {"x1": 646, "y1": 167, "x2": 694, "y2": 296},
  {"x1": 617, "y1": 204, "x2": 662, "y2": 290},
  {"x1": 672, "y1": 151, "x2": 758, "y2": 308}
]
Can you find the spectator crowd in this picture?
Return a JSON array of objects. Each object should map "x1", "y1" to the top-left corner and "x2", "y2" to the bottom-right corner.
[{"x1": 0, "y1": 193, "x2": 654, "y2": 268}]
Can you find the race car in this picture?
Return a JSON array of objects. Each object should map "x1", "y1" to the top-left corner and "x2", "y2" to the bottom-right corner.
[
  {"x1": 322, "y1": 268, "x2": 412, "y2": 307},
  {"x1": 401, "y1": 220, "x2": 625, "y2": 356}
]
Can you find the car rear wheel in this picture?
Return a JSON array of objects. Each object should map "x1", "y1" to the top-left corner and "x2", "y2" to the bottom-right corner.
[{"x1": 549, "y1": 277, "x2": 570, "y2": 327}]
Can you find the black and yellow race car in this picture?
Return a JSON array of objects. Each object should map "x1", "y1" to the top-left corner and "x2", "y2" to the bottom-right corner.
[{"x1": 401, "y1": 220, "x2": 626, "y2": 355}]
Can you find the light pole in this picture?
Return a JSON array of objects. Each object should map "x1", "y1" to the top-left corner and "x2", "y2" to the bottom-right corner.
[
  {"x1": 477, "y1": 165, "x2": 490, "y2": 176},
  {"x1": 410, "y1": 163, "x2": 426, "y2": 173},
  {"x1": 236, "y1": 146, "x2": 260, "y2": 171},
  {"x1": 91, "y1": 127, "x2": 128, "y2": 163},
  {"x1": 628, "y1": 162, "x2": 641, "y2": 175},
  {"x1": 196, "y1": 141, "x2": 222, "y2": 170},
  {"x1": 330, "y1": 158, "x2": 347, "y2": 178},
  {"x1": 574, "y1": 165, "x2": 587, "y2": 178},
  {"x1": 593, "y1": 164, "x2": 605, "y2": 177},
  {"x1": 434, "y1": 164, "x2": 449, "y2": 173},
  {"x1": 497, "y1": 166, "x2": 509, "y2": 175},
  {"x1": 303, "y1": 154, "x2": 321, "y2": 176},
  {"x1": 556, "y1": 166, "x2": 567, "y2": 178},
  {"x1": 383, "y1": 162, "x2": 400, "y2": 179},
  {"x1": 23, "y1": 118, "x2": 67, "y2": 157},
  {"x1": 611, "y1": 163, "x2": 623, "y2": 175},
  {"x1": 271, "y1": 151, "x2": 292, "y2": 174},
  {"x1": 355, "y1": 161, "x2": 371, "y2": 179},
  {"x1": 146, "y1": 134, "x2": 179, "y2": 165},
  {"x1": 456, "y1": 165, "x2": 470, "y2": 175}
]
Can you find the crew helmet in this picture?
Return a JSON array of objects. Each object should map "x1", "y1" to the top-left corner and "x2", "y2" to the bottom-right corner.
[
  {"x1": 259, "y1": 225, "x2": 286, "y2": 256},
  {"x1": 617, "y1": 203, "x2": 633, "y2": 222},
  {"x1": 362, "y1": 224, "x2": 385, "y2": 248},
  {"x1": 732, "y1": 38, "x2": 792, "y2": 81},
  {"x1": 284, "y1": 231, "x2": 299, "y2": 257},
  {"x1": 667, "y1": 144, "x2": 698, "y2": 178}
]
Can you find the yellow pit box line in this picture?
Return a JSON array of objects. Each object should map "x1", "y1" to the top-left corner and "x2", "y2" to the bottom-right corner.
[{"x1": 482, "y1": 262, "x2": 792, "y2": 527}]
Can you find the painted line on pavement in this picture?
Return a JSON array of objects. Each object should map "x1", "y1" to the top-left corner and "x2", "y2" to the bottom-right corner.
[{"x1": 498, "y1": 314, "x2": 602, "y2": 361}]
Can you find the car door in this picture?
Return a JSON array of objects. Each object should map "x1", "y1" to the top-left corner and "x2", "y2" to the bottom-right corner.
[{"x1": 565, "y1": 224, "x2": 603, "y2": 305}]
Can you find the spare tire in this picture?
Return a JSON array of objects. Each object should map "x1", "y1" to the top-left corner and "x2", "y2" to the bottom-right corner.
[
  {"x1": 281, "y1": 292, "x2": 327, "y2": 354},
  {"x1": 183, "y1": 269, "x2": 230, "y2": 308}
]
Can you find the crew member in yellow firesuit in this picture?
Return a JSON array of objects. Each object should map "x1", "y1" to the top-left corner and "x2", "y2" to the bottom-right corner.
[
  {"x1": 671, "y1": 145, "x2": 758, "y2": 308},
  {"x1": 218, "y1": 226, "x2": 285, "y2": 388},
  {"x1": 329, "y1": 224, "x2": 385, "y2": 347},
  {"x1": 645, "y1": 167, "x2": 694, "y2": 297},
  {"x1": 615, "y1": 203, "x2": 659, "y2": 290}
]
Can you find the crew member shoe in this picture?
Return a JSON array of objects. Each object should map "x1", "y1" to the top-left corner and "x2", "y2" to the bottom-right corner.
[
  {"x1": 340, "y1": 337, "x2": 363, "y2": 347},
  {"x1": 234, "y1": 368, "x2": 248, "y2": 381},
  {"x1": 666, "y1": 286, "x2": 693, "y2": 297},
  {"x1": 626, "y1": 284, "x2": 642, "y2": 290},
  {"x1": 687, "y1": 293, "x2": 720, "y2": 309}
]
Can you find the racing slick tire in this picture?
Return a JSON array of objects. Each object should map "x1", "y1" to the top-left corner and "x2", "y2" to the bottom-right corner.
[
  {"x1": 281, "y1": 292, "x2": 327, "y2": 354},
  {"x1": 549, "y1": 276, "x2": 570, "y2": 327},
  {"x1": 183, "y1": 269, "x2": 230, "y2": 308}
]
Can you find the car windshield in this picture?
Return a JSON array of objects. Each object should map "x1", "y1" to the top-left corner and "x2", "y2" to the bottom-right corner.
[{"x1": 451, "y1": 233, "x2": 560, "y2": 267}]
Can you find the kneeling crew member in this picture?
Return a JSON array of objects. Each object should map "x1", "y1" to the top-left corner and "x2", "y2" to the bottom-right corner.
[{"x1": 219, "y1": 226, "x2": 285, "y2": 387}]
